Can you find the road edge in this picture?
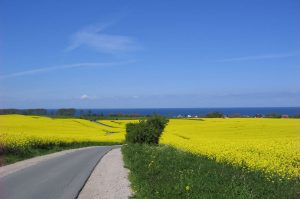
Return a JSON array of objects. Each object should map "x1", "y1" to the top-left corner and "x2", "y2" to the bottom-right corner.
[
  {"x1": 0, "y1": 146, "x2": 118, "y2": 178},
  {"x1": 74, "y1": 146, "x2": 114, "y2": 198}
]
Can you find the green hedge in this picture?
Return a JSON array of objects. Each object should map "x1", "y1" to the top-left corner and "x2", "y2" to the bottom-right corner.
[{"x1": 125, "y1": 115, "x2": 168, "y2": 144}]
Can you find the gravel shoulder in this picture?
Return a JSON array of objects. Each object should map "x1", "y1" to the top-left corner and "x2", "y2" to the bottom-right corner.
[{"x1": 78, "y1": 148, "x2": 132, "y2": 199}]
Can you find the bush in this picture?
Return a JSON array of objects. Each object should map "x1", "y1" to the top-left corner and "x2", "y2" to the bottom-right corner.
[
  {"x1": 264, "y1": 113, "x2": 282, "y2": 118},
  {"x1": 125, "y1": 115, "x2": 168, "y2": 144},
  {"x1": 205, "y1": 112, "x2": 224, "y2": 118},
  {"x1": 228, "y1": 113, "x2": 242, "y2": 118}
]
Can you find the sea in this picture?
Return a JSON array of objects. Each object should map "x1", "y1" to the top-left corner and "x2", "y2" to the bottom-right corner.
[{"x1": 50, "y1": 107, "x2": 300, "y2": 117}]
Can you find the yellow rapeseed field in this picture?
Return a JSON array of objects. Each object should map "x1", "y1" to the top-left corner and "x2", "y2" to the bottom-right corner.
[
  {"x1": 1, "y1": 115, "x2": 299, "y2": 180},
  {"x1": 160, "y1": 118, "x2": 300, "y2": 179},
  {"x1": 0, "y1": 115, "x2": 131, "y2": 153}
]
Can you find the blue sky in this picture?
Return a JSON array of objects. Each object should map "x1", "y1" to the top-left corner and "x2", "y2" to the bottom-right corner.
[{"x1": 0, "y1": 0, "x2": 300, "y2": 108}]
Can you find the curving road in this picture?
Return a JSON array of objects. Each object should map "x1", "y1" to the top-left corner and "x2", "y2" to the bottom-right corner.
[{"x1": 0, "y1": 146, "x2": 117, "y2": 199}]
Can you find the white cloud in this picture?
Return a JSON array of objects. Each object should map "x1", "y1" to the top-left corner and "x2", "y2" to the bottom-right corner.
[
  {"x1": 80, "y1": 94, "x2": 94, "y2": 100},
  {"x1": 216, "y1": 51, "x2": 300, "y2": 62},
  {"x1": 65, "y1": 23, "x2": 138, "y2": 54}
]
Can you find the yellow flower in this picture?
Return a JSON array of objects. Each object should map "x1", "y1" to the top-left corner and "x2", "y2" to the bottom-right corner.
[
  {"x1": 185, "y1": 185, "x2": 190, "y2": 191},
  {"x1": 160, "y1": 118, "x2": 300, "y2": 179},
  {"x1": 0, "y1": 115, "x2": 137, "y2": 153}
]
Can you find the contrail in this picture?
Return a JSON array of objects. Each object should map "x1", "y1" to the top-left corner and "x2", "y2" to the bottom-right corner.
[
  {"x1": 0, "y1": 60, "x2": 135, "y2": 80},
  {"x1": 216, "y1": 51, "x2": 300, "y2": 62}
]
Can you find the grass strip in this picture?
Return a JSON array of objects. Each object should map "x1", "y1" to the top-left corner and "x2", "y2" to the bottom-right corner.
[{"x1": 122, "y1": 144, "x2": 299, "y2": 199}]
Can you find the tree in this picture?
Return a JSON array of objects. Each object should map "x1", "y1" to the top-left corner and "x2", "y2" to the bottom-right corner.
[
  {"x1": 56, "y1": 108, "x2": 76, "y2": 116},
  {"x1": 205, "y1": 112, "x2": 224, "y2": 118}
]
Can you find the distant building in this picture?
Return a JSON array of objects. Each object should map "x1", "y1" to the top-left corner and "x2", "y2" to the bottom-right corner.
[
  {"x1": 187, "y1": 115, "x2": 192, "y2": 118},
  {"x1": 177, "y1": 114, "x2": 183, "y2": 118},
  {"x1": 281, "y1": 115, "x2": 289, "y2": 118}
]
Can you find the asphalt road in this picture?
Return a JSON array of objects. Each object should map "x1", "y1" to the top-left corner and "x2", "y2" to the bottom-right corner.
[{"x1": 0, "y1": 146, "x2": 116, "y2": 199}]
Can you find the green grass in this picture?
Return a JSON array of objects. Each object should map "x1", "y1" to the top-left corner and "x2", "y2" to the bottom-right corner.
[
  {"x1": 122, "y1": 144, "x2": 300, "y2": 199},
  {"x1": 2, "y1": 141, "x2": 120, "y2": 165}
]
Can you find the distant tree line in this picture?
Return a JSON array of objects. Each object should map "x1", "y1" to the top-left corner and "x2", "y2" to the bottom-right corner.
[
  {"x1": 79, "y1": 112, "x2": 143, "y2": 121},
  {"x1": 203, "y1": 112, "x2": 300, "y2": 118},
  {"x1": 56, "y1": 108, "x2": 76, "y2": 116},
  {"x1": 205, "y1": 112, "x2": 224, "y2": 118},
  {"x1": 0, "y1": 108, "x2": 144, "y2": 120},
  {"x1": 0, "y1": 108, "x2": 77, "y2": 116},
  {"x1": 0, "y1": 109, "x2": 299, "y2": 118},
  {"x1": 0, "y1": 109, "x2": 48, "y2": 115}
]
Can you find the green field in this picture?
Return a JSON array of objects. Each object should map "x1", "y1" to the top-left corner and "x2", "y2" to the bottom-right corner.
[{"x1": 123, "y1": 144, "x2": 299, "y2": 198}]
